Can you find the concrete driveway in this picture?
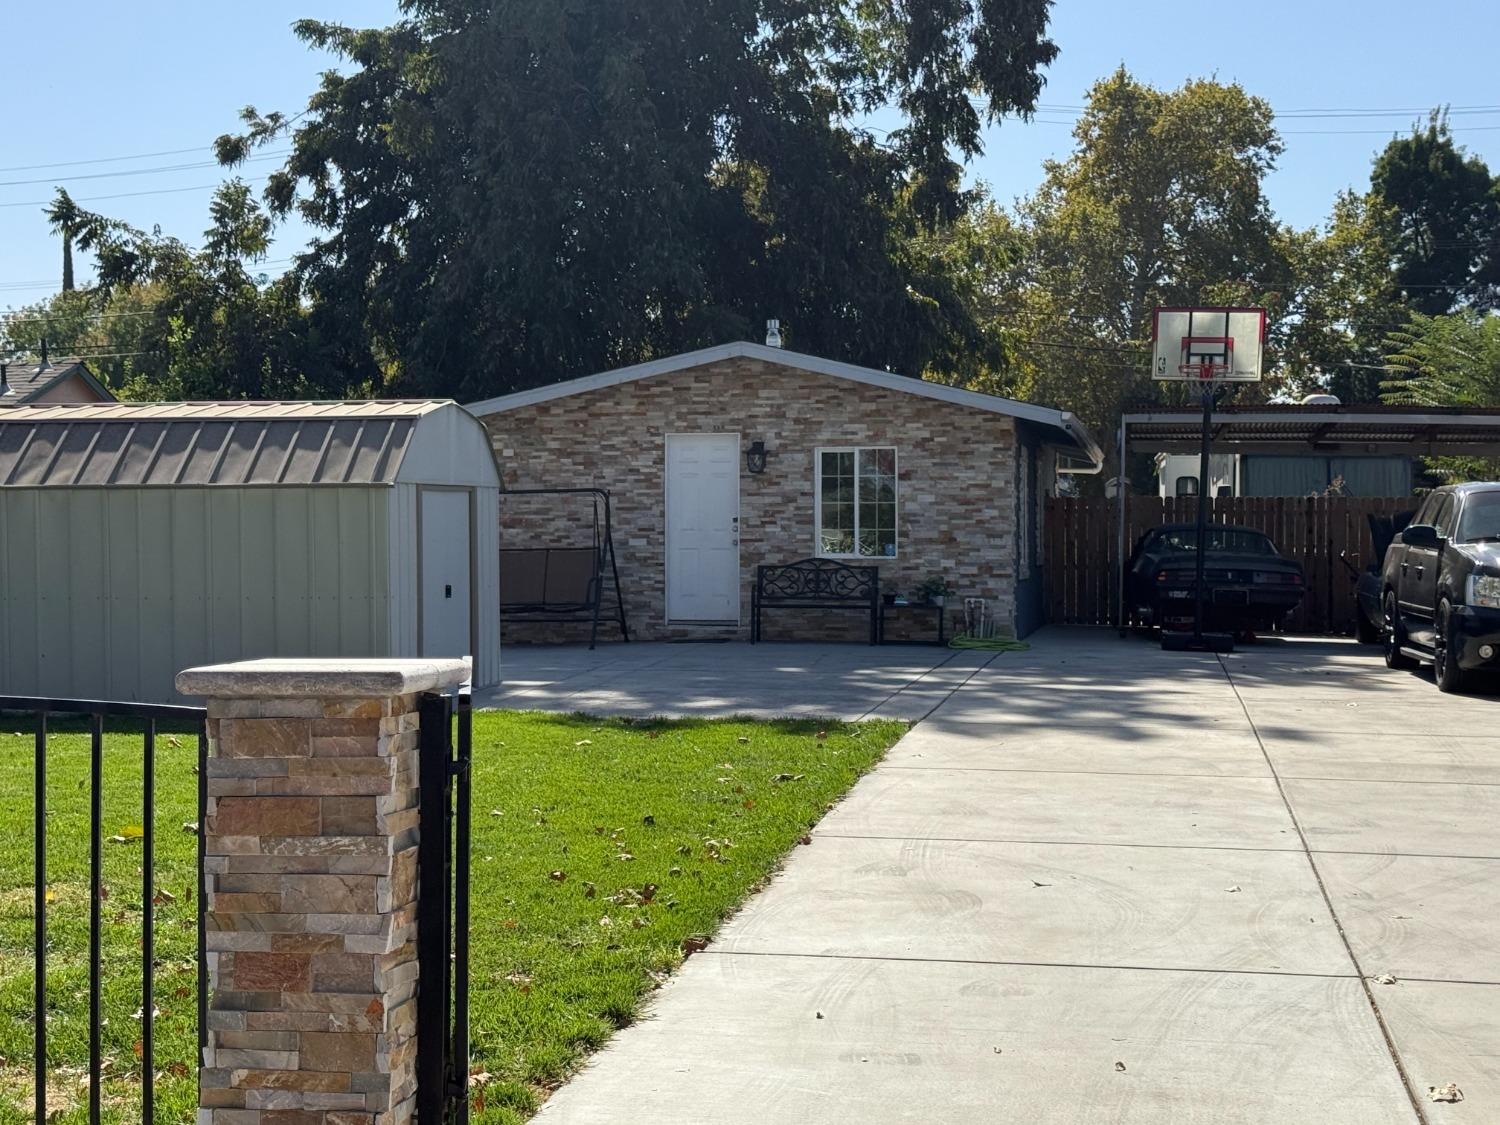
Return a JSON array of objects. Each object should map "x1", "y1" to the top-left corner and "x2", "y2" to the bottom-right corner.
[{"x1": 533, "y1": 629, "x2": 1500, "y2": 1124}]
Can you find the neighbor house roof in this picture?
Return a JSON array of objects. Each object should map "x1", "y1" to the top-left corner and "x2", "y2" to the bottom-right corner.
[
  {"x1": 0, "y1": 400, "x2": 455, "y2": 488},
  {"x1": 0, "y1": 359, "x2": 115, "y2": 404},
  {"x1": 467, "y1": 341, "x2": 1104, "y2": 467}
]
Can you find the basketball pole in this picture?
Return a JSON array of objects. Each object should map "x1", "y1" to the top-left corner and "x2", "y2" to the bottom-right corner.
[{"x1": 1191, "y1": 380, "x2": 1213, "y2": 646}]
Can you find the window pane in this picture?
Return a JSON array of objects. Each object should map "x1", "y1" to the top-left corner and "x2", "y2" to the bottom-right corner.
[
  {"x1": 857, "y1": 529, "x2": 877, "y2": 556},
  {"x1": 875, "y1": 527, "x2": 897, "y2": 556},
  {"x1": 822, "y1": 529, "x2": 854, "y2": 554}
]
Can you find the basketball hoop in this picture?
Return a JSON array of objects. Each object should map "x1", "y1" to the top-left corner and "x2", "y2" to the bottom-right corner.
[{"x1": 1178, "y1": 362, "x2": 1229, "y2": 382}]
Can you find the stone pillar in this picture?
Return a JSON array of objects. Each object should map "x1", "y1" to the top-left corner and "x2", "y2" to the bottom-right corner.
[{"x1": 177, "y1": 658, "x2": 470, "y2": 1125}]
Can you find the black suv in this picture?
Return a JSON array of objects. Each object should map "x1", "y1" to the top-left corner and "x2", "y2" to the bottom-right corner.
[{"x1": 1380, "y1": 482, "x2": 1500, "y2": 691}]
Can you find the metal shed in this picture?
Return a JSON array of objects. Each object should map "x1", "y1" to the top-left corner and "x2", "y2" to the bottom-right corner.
[{"x1": 0, "y1": 400, "x2": 501, "y2": 701}]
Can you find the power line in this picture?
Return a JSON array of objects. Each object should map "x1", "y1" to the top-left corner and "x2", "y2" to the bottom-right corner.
[
  {"x1": 0, "y1": 175, "x2": 276, "y2": 211},
  {"x1": 0, "y1": 150, "x2": 287, "y2": 189},
  {"x1": 0, "y1": 146, "x2": 214, "y2": 175}
]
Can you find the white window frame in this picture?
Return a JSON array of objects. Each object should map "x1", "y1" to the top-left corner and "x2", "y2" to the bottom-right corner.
[{"x1": 814, "y1": 446, "x2": 899, "y2": 560}]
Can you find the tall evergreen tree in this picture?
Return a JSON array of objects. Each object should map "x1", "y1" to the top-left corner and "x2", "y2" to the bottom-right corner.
[{"x1": 216, "y1": 0, "x2": 1060, "y2": 400}]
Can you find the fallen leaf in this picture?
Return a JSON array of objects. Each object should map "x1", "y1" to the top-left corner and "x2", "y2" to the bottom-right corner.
[
  {"x1": 582, "y1": 883, "x2": 597, "y2": 898},
  {"x1": 153, "y1": 889, "x2": 175, "y2": 905},
  {"x1": 736, "y1": 736, "x2": 750, "y2": 744},
  {"x1": 743, "y1": 800, "x2": 756, "y2": 810},
  {"x1": 548, "y1": 871, "x2": 567, "y2": 882},
  {"x1": 669, "y1": 866, "x2": 682, "y2": 876},
  {"x1": 682, "y1": 935, "x2": 709, "y2": 956},
  {"x1": 816, "y1": 1012, "x2": 824, "y2": 1020},
  {"x1": 816, "y1": 731, "x2": 828, "y2": 741},
  {"x1": 469, "y1": 1069, "x2": 494, "y2": 1088},
  {"x1": 1428, "y1": 1084, "x2": 1463, "y2": 1103},
  {"x1": 121, "y1": 825, "x2": 145, "y2": 840},
  {"x1": 993, "y1": 1047, "x2": 1002, "y2": 1055},
  {"x1": 631, "y1": 917, "x2": 648, "y2": 929},
  {"x1": 1030, "y1": 880, "x2": 1052, "y2": 888},
  {"x1": 598, "y1": 916, "x2": 612, "y2": 928},
  {"x1": 1373, "y1": 973, "x2": 1398, "y2": 985},
  {"x1": 617, "y1": 852, "x2": 635, "y2": 862},
  {"x1": 642, "y1": 814, "x2": 655, "y2": 826},
  {"x1": 771, "y1": 773, "x2": 805, "y2": 783},
  {"x1": 44, "y1": 889, "x2": 57, "y2": 905},
  {"x1": 181, "y1": 822, "x2": 198, "y2": 835},
  {"x1": 490, "y1": 809, "x2": 504, "y2": 818},
  {"x1": 799, "y1": 835, "x2": 813, "y2": 846},
  {"x1": 1115, "y1": 1061, "x2": 1127, "y2": 1072},
  {"x1": 575, "y1": 739, "x2": 593, "y2": 747},
  {"x1": 1226, "y1": 885, "x2": 1242, "y2": 893}
]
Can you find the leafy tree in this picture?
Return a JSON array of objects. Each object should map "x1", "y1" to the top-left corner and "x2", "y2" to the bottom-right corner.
[
  {"x1": 1370, "y1": 112, "x2": 1500, "y2": 315},
  {"x1": 1277, "y1": 191, "x2": 1406, "y2": 403},
  {"x1": 997, "y1": 69, "x2": 1294, "y2": 474},
  {"x1": 1382, "y1": 311, "x2": 1500, "y2": 480},
  {"x1": 216, "y1": 0, "x2": 1060, "y2": 400},
  {"x1": 8, "y1": 183, "x2": 370, "y2": 401}
]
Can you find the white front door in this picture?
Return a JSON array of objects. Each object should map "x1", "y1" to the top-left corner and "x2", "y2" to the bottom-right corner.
[
  {"x1": 665, "y1": 433, "x2": 740, "y2": 623},
  {"x1": 420, "y1": 488, "x2": 473, "y2": 658}
]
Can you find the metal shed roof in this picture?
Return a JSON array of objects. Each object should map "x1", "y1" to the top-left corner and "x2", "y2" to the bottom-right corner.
[
  {"x1": 0, "y1": 400, "x2": 456, "y2": 487},
  {"x1": 1122, "y1": 405, "x2": 1500, "y2": 457}
]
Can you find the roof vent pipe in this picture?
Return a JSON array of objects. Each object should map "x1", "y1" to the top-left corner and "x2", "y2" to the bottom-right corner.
[{"x1": 765, "y1": 319, "x2": 782, "y2": 348}]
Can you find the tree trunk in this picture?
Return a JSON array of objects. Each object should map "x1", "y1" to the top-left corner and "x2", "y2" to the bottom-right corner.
[{"x1": 61, "y1": 232, "x2": 74, "y2": 292}]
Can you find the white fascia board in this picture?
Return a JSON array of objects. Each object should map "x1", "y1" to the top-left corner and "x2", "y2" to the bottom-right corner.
[{"x1": 467, "y1": 340, "x2": 1102, "y2": 466}]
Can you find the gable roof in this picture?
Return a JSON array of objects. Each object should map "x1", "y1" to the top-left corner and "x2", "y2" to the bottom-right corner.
[
  {"x1": 467, "y1": 341, "x2": 1103, "y2": 467},
  {"x1": 0, "y1": 400, "x2": 457, "y2": 488},
  {"x1": 0, "y1": 359, "x2": 115, "y2": 404}
]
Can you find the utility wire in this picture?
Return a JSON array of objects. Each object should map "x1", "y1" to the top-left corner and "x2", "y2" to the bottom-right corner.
[
  {"x1": 0, "y1": 151, "x2": 287, "y2": 188},
  {"x1": 0, "y1": 175, "x2": 275, "y2": 210}
]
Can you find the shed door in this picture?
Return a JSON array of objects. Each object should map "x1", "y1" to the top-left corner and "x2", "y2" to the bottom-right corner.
[
  {"x1": 420, "y1": 488, "x2": 474, "y2": 659},
  {"x1": 665, "y1": 433, "x2": 740, "y2": 623}
]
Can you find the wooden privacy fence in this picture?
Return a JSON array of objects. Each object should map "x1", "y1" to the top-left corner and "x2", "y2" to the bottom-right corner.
[{"x1": 1044, "y1": 496, "x2": 1416, "y2": 634}]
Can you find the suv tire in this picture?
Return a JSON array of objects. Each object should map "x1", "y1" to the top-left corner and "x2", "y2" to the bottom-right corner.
[{"x1": 1434, "y1": 599, "x2": 1469, "y2": 693}]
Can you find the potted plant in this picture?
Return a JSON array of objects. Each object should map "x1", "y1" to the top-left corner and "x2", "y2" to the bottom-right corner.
[{"x1": 916, "y1": 576, "x2": 955, "y2": 607}]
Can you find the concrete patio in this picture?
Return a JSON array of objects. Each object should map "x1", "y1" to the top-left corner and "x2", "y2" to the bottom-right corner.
[
  {"x1": 528, "y1": 629, "x2": 1499, "y2": 1124},
  {"x1": 477, "y1": 641, "x2": 998, "y2": 721}
]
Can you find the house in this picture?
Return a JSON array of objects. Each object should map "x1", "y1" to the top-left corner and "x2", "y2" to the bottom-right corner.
[
  {"x1": 0, "y1": 400, "x2": 501, "y2": 701},
  {"x1": 470, "y1": 341, "x2": 1102, "y2": 642},
  {"x1": 0, "y1": 358, "x2": 115, "y2": 405}
]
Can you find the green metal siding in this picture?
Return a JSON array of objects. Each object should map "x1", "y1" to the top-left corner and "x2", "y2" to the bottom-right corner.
[{"x1": 0, "y1": 487, "x2": 391, "y2": 701}]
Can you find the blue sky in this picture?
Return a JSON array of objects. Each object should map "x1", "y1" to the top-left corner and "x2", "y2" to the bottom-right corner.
[{"x1": 5, "y1": 0, "x2": 1500, "y2": 311}]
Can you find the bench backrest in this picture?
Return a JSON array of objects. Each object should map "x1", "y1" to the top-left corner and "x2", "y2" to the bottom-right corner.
[
  {"x1": 501, "y1": 547, "x2": 600, "y2": 607},
  {"x1": 756, "y1": 558, "x2": 879, "y2": 602}
]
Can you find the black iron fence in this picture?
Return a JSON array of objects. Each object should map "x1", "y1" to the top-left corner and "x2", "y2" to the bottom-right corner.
[
  {"x1": 417, "y1": 687, "x2": 473, "y2": 1124},
  {"x1": 0, "y1": 695, "x2": 207, "y2": 1124}
]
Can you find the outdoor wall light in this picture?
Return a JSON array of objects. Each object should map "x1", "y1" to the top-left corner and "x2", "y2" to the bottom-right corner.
[{"x1": 746, "y1": 440, "x2": 769, "y2": 474}]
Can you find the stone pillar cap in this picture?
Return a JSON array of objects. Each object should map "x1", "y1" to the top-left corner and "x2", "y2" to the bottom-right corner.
[{"x1": 177, "y1": 657, "x2": 471, "y2": 699}]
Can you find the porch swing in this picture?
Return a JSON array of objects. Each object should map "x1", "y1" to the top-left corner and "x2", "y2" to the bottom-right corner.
[{"x1": 499, "y1": 487, "x2": 631, "y2": 649}]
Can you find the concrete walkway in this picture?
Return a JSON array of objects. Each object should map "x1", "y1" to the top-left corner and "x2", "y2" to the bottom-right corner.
[
  {"x1": 476, "y1": 642, "x2": 994, "y2": 721},
  {"x1": 534, "y1": 629, "x2": 1500, "y2": 1124}
]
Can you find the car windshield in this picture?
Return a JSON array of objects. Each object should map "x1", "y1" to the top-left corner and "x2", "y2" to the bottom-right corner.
[
  {"x1": 1149, "y1": 528, "x2": 1277, "y2": 555},
  {"x1": 1457, "y1": 491, "x2": 1500, "y2": 542}
]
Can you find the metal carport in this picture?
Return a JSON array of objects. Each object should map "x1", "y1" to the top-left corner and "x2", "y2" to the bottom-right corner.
[{"x1": 1115, "y1": 405, "x2": 1500, "y2": 629}]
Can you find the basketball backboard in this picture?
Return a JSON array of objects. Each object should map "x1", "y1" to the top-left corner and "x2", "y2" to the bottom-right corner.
[{"x1": 1151, "y1": 307, "x2": 1266, "y2": 382}]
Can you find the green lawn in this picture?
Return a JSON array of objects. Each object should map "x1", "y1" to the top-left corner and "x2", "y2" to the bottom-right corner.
[{"x1": 0, "y1": 710, "x2": 904, "y2": 1123}]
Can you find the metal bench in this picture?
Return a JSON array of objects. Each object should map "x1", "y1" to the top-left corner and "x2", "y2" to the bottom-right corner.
[{"x1": 751, "y1": 558, "x2": 880, "y2": 645}]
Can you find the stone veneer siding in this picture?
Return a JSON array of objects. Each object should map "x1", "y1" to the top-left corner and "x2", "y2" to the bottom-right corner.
[
  {"x1": 200, "y1": 695, "x2": 423, "y2": 1124},
  {"x1": 483, "y1": 357, "x2": 1024, "y2": 643}
]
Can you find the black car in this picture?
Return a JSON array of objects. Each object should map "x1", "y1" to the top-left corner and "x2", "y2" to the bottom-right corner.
[
  {"x1": 1380, "y1": 482, "x2": 1500, "y2": 692},
  {"x1": 1126, "y1": 524, "x2": 1305, "y2": 636}
]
